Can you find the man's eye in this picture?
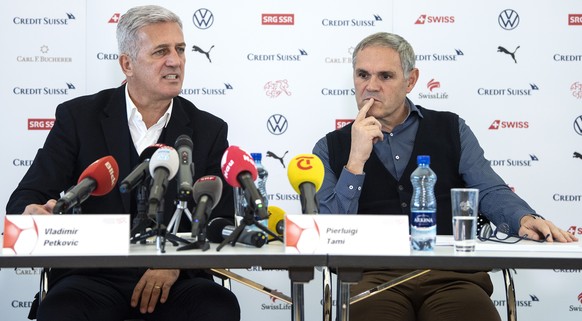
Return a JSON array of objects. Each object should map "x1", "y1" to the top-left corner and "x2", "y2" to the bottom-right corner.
[
  {"x1": 154, "y1": 49, "x2": 167, "y2": 56},
  {"x1": 177, "y1": 47, "x2": 186, "y2": 54},
  {"x1": 358, "y1": 72, "x2": 369, "y2": 79},
  {"x1": 380, "y1": 73, "x2": 391, "y2": 80}
]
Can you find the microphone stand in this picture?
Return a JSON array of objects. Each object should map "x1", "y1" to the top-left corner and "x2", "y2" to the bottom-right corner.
[
  {"x1": 217, "y1": 195, "x2": 283, "y2": 251},
  {"x1": 131, "y1": 197, "x2": 191, "y2": 252},
  {"x1": 176, "y1": 209, "x2": 210, "y2": 252},
  {"x1": 130, "y1": 184, "x2": 153, "y2": 244},
  {"x1": 167, "y1": 199, "x2": 193, "y2": 235}
]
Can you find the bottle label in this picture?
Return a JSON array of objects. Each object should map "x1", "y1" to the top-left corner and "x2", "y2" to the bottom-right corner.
[
  {"x1": 410, "y1": 210, "x2": 436, "y2": 251},
  {"x1": 411, "y1": 211, "x2": 436, "y2": 228}
]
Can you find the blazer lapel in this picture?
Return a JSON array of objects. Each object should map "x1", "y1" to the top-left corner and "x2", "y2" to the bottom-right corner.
[
  {"x1": 101, "y1": 86, "x2": 132, "y2": 213},
  {"x1": 160, "y1": 97, "x2": 193, "y2": 147}
]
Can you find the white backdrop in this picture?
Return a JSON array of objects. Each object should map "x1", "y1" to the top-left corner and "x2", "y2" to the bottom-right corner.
[{"x1": 1, "y1": 0, "x2": 582, "y2": 320}]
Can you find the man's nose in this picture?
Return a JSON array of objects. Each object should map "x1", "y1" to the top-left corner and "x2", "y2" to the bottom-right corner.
[
  {"x1": 367, "y1": 75, "x2": 381, "y2": 90},
  {"x1": 166, "y1": 50, "x2": 183, "y2": 66}
]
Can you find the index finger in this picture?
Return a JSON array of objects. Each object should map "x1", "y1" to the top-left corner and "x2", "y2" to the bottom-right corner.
[{"x1": 356, "y1": 98, "x2": 375, "y2": 121}]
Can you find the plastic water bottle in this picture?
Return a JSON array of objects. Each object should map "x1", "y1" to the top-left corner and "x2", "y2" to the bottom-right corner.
[
  {"x1": 410, "y1": 155, "x2": 437, "y2": 251},
  {"x1": 251, "y1": 153, "x2": 269, "y2": 229}
]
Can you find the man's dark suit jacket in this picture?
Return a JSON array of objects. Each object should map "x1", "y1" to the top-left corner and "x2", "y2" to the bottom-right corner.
[{"x1": 6, "y1": 84, "x2": 235, "y2": 284}]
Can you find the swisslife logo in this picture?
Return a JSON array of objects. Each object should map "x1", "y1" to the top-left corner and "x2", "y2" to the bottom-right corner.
[
  {"x1": 488, "y1": 120, "x2": 529, "y2": 130},
  {"x1": 415, "y1": 14, "x2": 455, "y2": 24},
  {"x1": 569, "y1": 293, "x2": 582, "y2": 311}
]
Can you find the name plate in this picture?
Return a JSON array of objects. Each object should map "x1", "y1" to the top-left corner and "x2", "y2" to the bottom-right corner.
[
  {"x1": 3, "y1": 214, "x2": 130, "y2": 255},
  {"x1": 284, "y1": 214, "x2": 409, "y2": 255}
]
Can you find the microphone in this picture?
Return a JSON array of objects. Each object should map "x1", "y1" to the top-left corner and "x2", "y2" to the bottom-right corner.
[
  {"x1": 287, "y1": 154, "x2": 325, "y2": 214},
  {"x1": 220, "y1": 146, "x2": 268, "y2": 220},
  {"x1": 53, "y1": 155, "x2": 119, "y2": 214},
  {"x1": 147, "y1": 146, "x2": 179, "y2": 218},
  {"x1": 191, "y1": 175, "x2": 223, "y2": 237},
  {"x1": 207, "y1": 217, "x2": 267, "y2": 248},
  {"x1": 267, "y1": 205, "x2": 285, "y2": 239},
  {"x1": 119, "y1": 144, "x2": 166, "y2": 193},
  {"x1": 175, "y1": 135, "x2": 195, "y2": 199}
]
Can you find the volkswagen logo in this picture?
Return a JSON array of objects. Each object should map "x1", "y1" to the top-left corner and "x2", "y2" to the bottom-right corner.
[
  {"x1": 574, "y1": 116, "x2": 582, "y2": 136},
  {"x1": 193, "y1": 8, "x2": 214, "y2": 29},
  {"x1": 498, "y1": 9, "x2": 519, "y2": 30},
  {"x1": 267, "y1": 114, "x2": 288, "y2": 135}
]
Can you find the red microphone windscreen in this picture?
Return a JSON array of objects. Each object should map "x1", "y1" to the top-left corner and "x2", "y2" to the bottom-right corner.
[
  {"x1": 220, "y1": 146, "x2": 257, "y2": 188},
  {"x1": 78, "y1": 155, "x2": 119, "y2": 196}
]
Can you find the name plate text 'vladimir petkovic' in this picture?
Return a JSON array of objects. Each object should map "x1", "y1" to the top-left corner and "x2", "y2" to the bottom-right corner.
[{"x1": 3, "y1": 214, "x2": 129, "y2": 255}]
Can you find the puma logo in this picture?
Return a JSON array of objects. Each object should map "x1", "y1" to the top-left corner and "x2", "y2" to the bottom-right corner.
[
  {"x1": 574, "y1": 151, "x2": 582, "y2": 159},
  {"x1": 497, "y1": 45, "x2": 520, "y2": 63},
  {"x1": 192, "y1": 45, "x2": 215, "y2": 63},
  {"x1": 266, "y1": 151, "x2": 289, "y2": 168}
]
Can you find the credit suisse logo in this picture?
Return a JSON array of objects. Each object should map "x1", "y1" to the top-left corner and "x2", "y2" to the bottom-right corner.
[
  {"x1": 321, "y1": 88, "x2": 354, "y2": 96},
  {"x1": 247, "y1": 49, "x2": 308, "y2": 62},
  {"x1": 13, "y1": 83, "x2": 76, "y2": 95},
  {"x1": 180, "y1": 83, "x2": 233, "y2": 96},
  {"x1": 415, "y1": 14, "x2": 455, "y2": 24},
  {"x1": 13, "y1": 13, "x2": 76, "y2": 25},
  {"x1": 553, "y1": 193, "x2": 581, "y2": 202},
  {"x1": 322, "y1": 14, "x2": 382, "y2": 27},
  {"x1": 488, "y1": 120, "x2": 529, "y2": 130},
  {"x1": 489, "y1": 154, "x2": 538, "y2": 167},
  {"x1": 494, "y1": 294, "x2": 539, "y2": 308},
  {"x1": 416, "y1": 49, "x2": 464, "y2": 62},
  {"x1": 569, "y1": 14, "x2": 582, "y2": 25},
  {"x1": 262, "y1": 14, "x2": 294, "y2": 25},
  {"x1": 477, "y1": 84, "x2": 539, "y2": 96},
  {"x1": 28, "y1": 119, "x2": 55, "y2": 130}
]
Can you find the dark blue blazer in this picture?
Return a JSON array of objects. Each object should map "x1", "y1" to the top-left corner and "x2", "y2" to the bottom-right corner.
[{"x1": 7, "y1": 84, "x2": 234, "y2": 228}]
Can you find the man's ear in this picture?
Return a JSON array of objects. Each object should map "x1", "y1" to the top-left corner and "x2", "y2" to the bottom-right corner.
[
  {"x1": 406, "y1": 68, "x2": 419, "y2": 93},
  {"x1": 119, "y1": 54, "x2": 133, "y2": 77}
]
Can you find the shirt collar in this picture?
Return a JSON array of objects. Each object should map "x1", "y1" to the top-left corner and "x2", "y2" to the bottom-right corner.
[
  {"x1": 124, "y1": 85, "x2": 173, "y2": 128},
  {"x1": 406, "y1": 97, "x2": 423, "y2": 119}
]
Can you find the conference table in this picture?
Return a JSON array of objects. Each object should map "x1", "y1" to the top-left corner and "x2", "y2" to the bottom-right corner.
[
  {"x1": 1, "y1": 238, "x2": 581, "y2": 321},
  {"x1": 0, "y1": 241, "x2": 325, "y2": 321},
  {"x1": 328, "y1": 237, "x2": 582, "y2": 321}
]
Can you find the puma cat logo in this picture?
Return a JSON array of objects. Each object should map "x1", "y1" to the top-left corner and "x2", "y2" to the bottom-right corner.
[{"x1": 497, "y1": 45, "x2": 520, "y2": 63}]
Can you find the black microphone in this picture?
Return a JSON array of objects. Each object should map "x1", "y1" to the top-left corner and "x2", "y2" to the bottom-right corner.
[
  {"x1": 147, "y1": 147, "x2": 179, "y2": 219},
  {"x1": 119, "y1": 144, "x2": 165, "y2": 193},
  {"x1": 207, "y1": 217, "x2": 267, "y2": 248},
  {"x1": 191, "y1": 175, "x2": 223, "y2": 237},
  {"x1": 53, "y1": 156, "x2": 119, "y2": 214},
  {"x1": 175, "y1": 135, "x2": 195, "y2": 199}
]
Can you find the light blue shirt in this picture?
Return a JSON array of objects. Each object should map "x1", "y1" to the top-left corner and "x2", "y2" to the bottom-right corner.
[{"x1": 312, "y1": 99, "x2": 535, "y2": 234}]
